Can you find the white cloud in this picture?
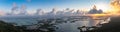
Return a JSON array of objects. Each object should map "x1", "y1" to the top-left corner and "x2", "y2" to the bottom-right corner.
[
  {"x1": 27, "y1": 10, "x2": 36, "y2": 15},
  {"x1": 0, "y1": 10, "x2": 5, "y2": 15}
]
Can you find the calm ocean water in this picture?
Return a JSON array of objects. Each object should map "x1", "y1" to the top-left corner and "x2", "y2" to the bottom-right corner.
[{"x1": 0, "y1": 15, "x2": 105, "y2": 32}]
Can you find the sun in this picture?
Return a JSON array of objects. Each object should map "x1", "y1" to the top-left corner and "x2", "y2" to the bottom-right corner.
[{"x1": 95, "y1": 3, "x2": 110, "y2": 12}]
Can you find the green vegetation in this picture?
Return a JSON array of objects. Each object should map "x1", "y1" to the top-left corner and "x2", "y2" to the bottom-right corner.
[{"x1": 0, "y1": 20, "x2": 24, "y2": 32}]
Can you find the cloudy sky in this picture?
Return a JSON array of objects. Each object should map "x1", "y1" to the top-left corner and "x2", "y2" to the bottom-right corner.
[{"x1": 0, "y1": 0, "x2": 110, "y2": 12}]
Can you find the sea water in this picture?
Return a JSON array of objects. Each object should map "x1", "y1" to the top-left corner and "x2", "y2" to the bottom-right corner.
[{"x1": 0, "y1": 15, "x2": 110, "y2": 32}]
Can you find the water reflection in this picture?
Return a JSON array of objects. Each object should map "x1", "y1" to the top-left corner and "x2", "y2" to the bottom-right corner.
[
  {"x1": 0, "y1": 16, "x2": 111, "y2": 32},
  {"x1": 36, "y1": 16, "x2": 111, "y2": 32}
]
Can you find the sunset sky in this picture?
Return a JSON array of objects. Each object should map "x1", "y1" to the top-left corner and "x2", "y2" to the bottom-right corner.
[{"x1": 0, "y1": 0, "x2": 110, "y2": 12}]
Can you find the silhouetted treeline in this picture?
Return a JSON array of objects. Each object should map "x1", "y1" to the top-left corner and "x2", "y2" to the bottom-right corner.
[{"x1": 0, "y1": 20, "x2": 24, "y2": 32}]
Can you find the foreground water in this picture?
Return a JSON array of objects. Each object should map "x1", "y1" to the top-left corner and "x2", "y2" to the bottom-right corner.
[
  {"x1": 55, "y1": 21, "x2": 90, "y2": 32},
  {"x1": 0, "y1": 15, "x2": 110, "y2": 32}
]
